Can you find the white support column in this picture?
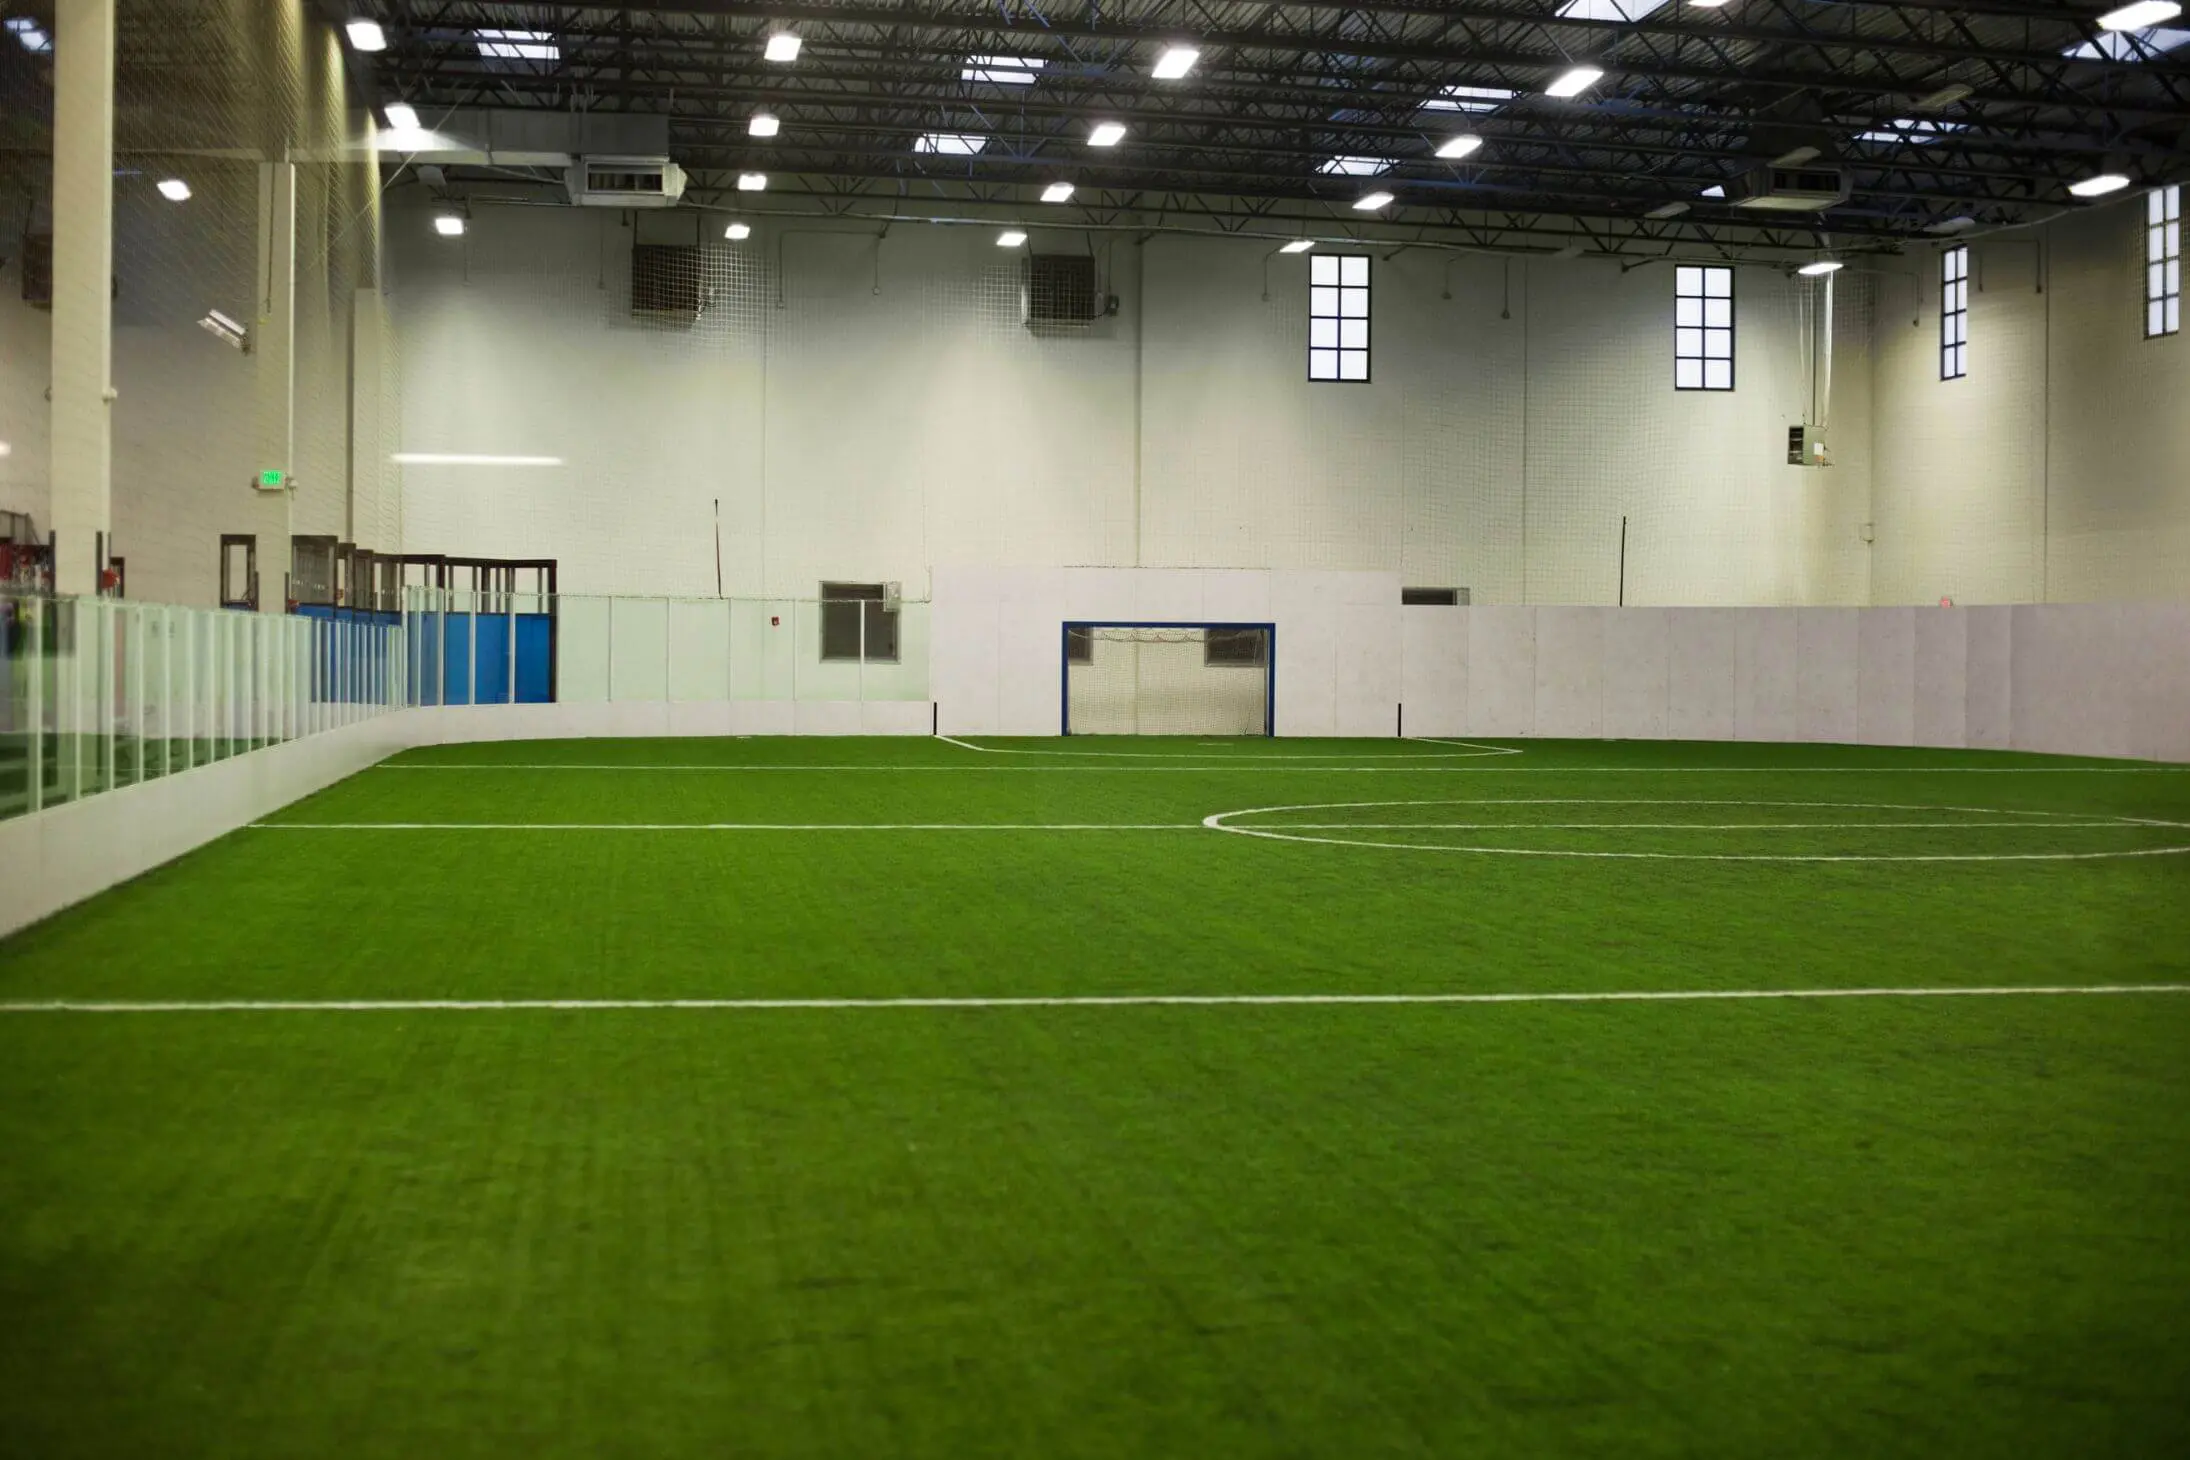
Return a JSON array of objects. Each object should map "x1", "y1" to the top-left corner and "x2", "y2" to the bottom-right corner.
[
  {"x1": 48, "y1": 0, "x2": 116, "y2": 597},
  {"x1": 254, "y1": 160, "x2": 299, "y2": 611}
]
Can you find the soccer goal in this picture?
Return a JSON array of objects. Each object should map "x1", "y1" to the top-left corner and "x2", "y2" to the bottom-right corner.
[{"x1": 1061, "y1": 622, "x2": 1275, "y2": 736}]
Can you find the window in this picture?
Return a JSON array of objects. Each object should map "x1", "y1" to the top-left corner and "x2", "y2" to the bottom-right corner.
[
  {"x1": 1309, "y1": 254, "x2": 1370, "y2": 381},
  {"x1": 1401, "y1": 587, "x2": 1469, "y2": 606},
  {"x1": 819, "y1": 582, "x2": 900, "y2": 663},
  {"x1": 2149, "y1": 185, "x2": 2181, "y2": 339},
  {"x1": 1204, "y1": 629, "x2": 1269, "y2": 667},
  {"x1": 1674, "y1": 266, "x2": 1733, "y2": 390},
  {"x1": 1065, "y1": 625, "x2": 1094, "y2": 664},
  {"x1": 1941, "y1": 245, "x2": 1969, "y2": 379}
]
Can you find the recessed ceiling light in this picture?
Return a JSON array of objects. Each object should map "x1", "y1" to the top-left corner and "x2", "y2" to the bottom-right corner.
[
  {"x1": 2098, "y1": 1, "x2": 2182, "y2": 31},
  {"x1": 1546, "y1": 65, "x2": 1605, "y2": 98},
  {"x1": 725, "y1": 222, "x2": 751, "y2": 240},
  {"x1": 1646, "y1": 201, "x2": 1690, "y2": 219},
  {"x1": 750, "y1": 113, "x2": 780, "y2": 138},
  {"x1": 433, "y1": 214, "x2": 464, "y2": 236},
  {"x1": 1318, "y1": 156, "x2": 1390, "y2": 177},
  {"x1": 764, "y1": 32, "x2": 801, "y2": 62},
  {"x1": 998, "y1": 230, "x2": 1028, "y2": 247},
  {"x1": 737, "y1": 172, "x2": 767, "y2": 191},
  {"x1": 346, "y1": 20, "x2": 386, "y2": 52},
  {"x1": 384, "y1": 102, "x2": 420, "y2": 132},
  {"x1": 1797, "y1": 259, "x2": 1844, "y2": 275},
  {"x1": 1152, "y1": 45, "x2": 1199, "y2": 79},
  {"x1": 1352, "y1": 190, "x2": 1395, "y2": 211},
  {"x1": 1041, "y1": 181, "x2": 1076, "y2": 203},
  {"x1": 1088, "y1": 121, "x2": 1127, "y2": 147},
  {"x1": 2068, "y1": 172, "x2": 2131, "y2": 197},
  {"x1": 1279, "y1": 239, "x2": 1316, "y2": 253},
  {"x1": 156, "y1": 178, "x2": 192, "y2": 202},
  {"x1": 1435, "y1": 134, "x2": 1484, "y2": 160}
]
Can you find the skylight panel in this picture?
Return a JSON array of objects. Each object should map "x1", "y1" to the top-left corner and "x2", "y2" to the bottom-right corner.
[
  {"x1": 1424, "y1": 85, "x2": 1517, "y2": 114},
  {"x1": 1317, "y1": 156, "x2": 1391, "y2": 177},
  {"x1": 7, "y1": 17, "x2": 54, "y2": 52},
  {"x1": 2062, "y1": 26, "x2": 2190, "y2": 60},
  {"x1": 475, "y1": 29, "x2": 558, "y2": 63},
  {"x1": 1855, "y1": 118, "x2": 1967, "y2": 145},
  {"x1": 1555, "y1": 0, "x2": 1672, "y2": 19},
  {"x1": 964, "y1": 54, "x2": 1043, "y2": 84},
  {"x1": 914, "y1": 133, "x2": 989, "y2": 155}
]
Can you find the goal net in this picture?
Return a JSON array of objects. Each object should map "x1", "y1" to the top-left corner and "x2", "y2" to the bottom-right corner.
[{"x1": 1063, "y1": 624, "x2": 1273, "y2": 736}]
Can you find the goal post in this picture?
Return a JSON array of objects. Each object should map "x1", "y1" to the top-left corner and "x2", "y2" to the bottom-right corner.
[{"x1": 1060, "y1": 622, "x2": 1276, "y2": 737}]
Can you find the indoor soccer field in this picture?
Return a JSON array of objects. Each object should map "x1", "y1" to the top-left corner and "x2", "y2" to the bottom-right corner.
[{"x1": 4, "y1": 734, "x2": 2187, "y2": 1459}]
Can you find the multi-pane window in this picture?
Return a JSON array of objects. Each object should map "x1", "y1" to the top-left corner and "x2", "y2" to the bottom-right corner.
[
  {"x1": 1941, "y1": 245, "x2": 1969, "y2": 380},
  {"x1": 819, "y1": 582, "x2": 900, "y2": 663},
  {"x1": 1309, "y1": 254, "x2": 1370, "y2": 381},
  {"x1": 2149, "y1": 185, "x2": 2182, "y2": 339},
  {"x1": 1673, "y1": 266, "x2": 1733, "y2": 390}
]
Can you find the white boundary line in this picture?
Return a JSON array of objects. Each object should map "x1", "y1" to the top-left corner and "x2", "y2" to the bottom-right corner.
[
  {"x1": 1202, "y1": 798, "x2": 2190, "y2": 862},
  {"x1": 373, "y1": 762, "x2": 2188, "y2": 774},
  {"x1": 4, "y1": 985, "x2": 2187, "y2": 1014},
  {"x1": 934, "y1": 733, "x2": 1523, "y2": 761},
  {"x1": 252, "y1": 822, "x2": 1203, "y2": 831}
]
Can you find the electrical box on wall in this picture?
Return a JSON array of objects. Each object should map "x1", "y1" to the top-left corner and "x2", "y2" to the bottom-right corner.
[{"x1": 1787, "y1": 425, "x2": 1830, "y2": 468}]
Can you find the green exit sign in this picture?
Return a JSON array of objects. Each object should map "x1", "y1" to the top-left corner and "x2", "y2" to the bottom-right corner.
[{"x1": 256, "y1": 470, "x2": 286, "y2": 490}]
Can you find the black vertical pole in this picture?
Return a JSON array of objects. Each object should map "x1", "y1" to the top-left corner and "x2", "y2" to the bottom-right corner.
[{"x1": 1617, "y1": 515, "x2": 1628, "y2": 607}]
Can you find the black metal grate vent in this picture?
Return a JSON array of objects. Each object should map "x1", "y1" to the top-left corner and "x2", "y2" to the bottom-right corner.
[
  {"x1": 632, "y1": 244, "x2": 702, "y2": 321},
  {"x1": 1025, "y1": 254, "x2": 1098, "y2": 326}
]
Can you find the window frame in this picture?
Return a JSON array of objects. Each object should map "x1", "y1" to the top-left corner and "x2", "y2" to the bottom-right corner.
[
  {"x1": 1673, "y1": 265, "x2": 1735, "y2": 392},
  {"x1": 818, "y1": 581, "x2": 901, "y2": 664},
  {"x1": 1308, "y1": 253, "x2": 1372, "y2": 383},
  {"x1": 2149, "y1": 185, "x2": 2182, "y2": 340},
  {"x1": 1941, "y1": 245, "x2": 1969, "y2": 380}
]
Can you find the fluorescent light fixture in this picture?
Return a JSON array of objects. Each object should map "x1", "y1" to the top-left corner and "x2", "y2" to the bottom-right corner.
[
  {"x1": 1546, "y1": 65, "x2": 1605, "y2": 98},
  {"x1": 737, "y1": 172, "x2": 767, "y2": 191},
  {"x1": 156, "y1": 178, "x2": 192, "y2": 202},
  {"x1": 725, "y1": 222, "x2": 751, "y2": 240},
  {"x1": 2069, "y1": 172, "x2": 2131, "y2": 197},
  {"x1": 197, "y1": 310, "x2": 249, "y2": 351},
  {"x1": 914, "y1": 133, "x2": 988, "y2": 155},
  {"x1": 1700, "y1": 184, "x2": 1726, "y2": 197},
  {"x1": 1279, "y1": 239, "x2": 1316, "y2": 253},
  {"x1": 475, "y1": 28, "x2": 558, "y2": 63},
  {"x1": 383, "y1": 102, "x2": 420, "y2": 132},
  {"x1": 1352, "y1": 190, "x2": 1395, "y2": 211},
  {"x1": 1152, "y1": 45, "x2": 1200, "y2": 79},
  {"x1": 1797, "y1": 259, "x2": 1844, "y2": 276},
  {"x1": 1424, "y1": 85, "x2": 1517, "y2": 113},
  {"x1": 433, "y1": 214, "x2": 465, "y2": 236},
  {"x1": 964, "y1": 54, "x2": 1042, "y2": 83},
  {"x1": 749, "y1": 112, "x2": 781, "y2": 138},
  {"x1": 1088, "y1": 121, "x2": 1127, "y2": 147},
  {"x1": 1646, "y1": 200, "x2": 1690, "y2": 219},
  {"x1": 1925, "y1": 215, "x2": 1977, "y2": 233},
  {"x1": 1435, "y1": 134, "x2": 1484, "y2": 160},
  {"x1": 346, "y1": 20, "x2": 386, "y2": 52},
  {"x1": 764, "y1": 32, "x2": 801, "y2": 62},
  {"x1": 1913, "y1": 82, "x2": 1974, "y2": 110},
  {"x1": 392, "y1": 454, "x2": 562, "y2": 467},
  {"x1": 1041, "y1": 181, "x2": 1076, "y2": 203},
  {"x1": 2099, "y1": 1, "x2": 2182, "y2": 30},
  {"x1": 206, "y1": 308, "x2": 246, "y2": 335},
  {"x1": 5, "y1": 18, "x2": 52, "y2": 52},
  {"x1": 1318, "y1": 156, "x2": 1390, "y2": 177},
  {"x1": 997, "y1": 230, "x2": 1028, "y2": 247},
  {"x1": 1688, "y1": 0, "x2": 1732, "y2": 7}
]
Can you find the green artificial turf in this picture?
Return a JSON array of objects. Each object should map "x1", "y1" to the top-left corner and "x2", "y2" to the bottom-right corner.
[{"x1": 3, "y1": 735, "x2": 2189, "y2": 1457}]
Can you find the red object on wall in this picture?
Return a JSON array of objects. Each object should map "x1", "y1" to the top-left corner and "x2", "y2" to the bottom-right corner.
[{"x1": 770, "y1": 615, "x2": 780, "y2": 626}]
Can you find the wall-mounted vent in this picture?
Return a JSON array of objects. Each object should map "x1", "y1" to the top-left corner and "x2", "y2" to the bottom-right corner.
[
  {"x1": 1402, "y1": 587, "x2": 1470, "y2": 606},
  {"x1": 632, "y1": 245, "x2": 703, "y2": 321},
  {"x1": 568, "y1": 155, "x2": 687, "y2": 208},
  {"x1": 1025, "y1": 254, "x2": 1100, "y2": 326},
  {"x1": 1729, "y1": 165, "x2": 1849, "y2": 212}
]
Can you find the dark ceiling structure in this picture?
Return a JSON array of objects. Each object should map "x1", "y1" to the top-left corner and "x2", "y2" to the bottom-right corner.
[{"x1": 359, "y1": 0, "x2": 2190, "y2": 259}]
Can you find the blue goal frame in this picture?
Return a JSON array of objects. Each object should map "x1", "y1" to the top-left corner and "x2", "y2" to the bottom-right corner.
[{"x1": 1060, "y1": 621, "x2": 1277, "y2": 737}]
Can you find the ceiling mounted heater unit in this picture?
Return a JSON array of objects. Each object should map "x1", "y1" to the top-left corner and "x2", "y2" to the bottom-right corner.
[
  {"x1": 1729, "y1": 165, "x2": 1849, "y2": 212},
  {"x1": 567, "y1": 156, "x2": 688, "y2": 208}
]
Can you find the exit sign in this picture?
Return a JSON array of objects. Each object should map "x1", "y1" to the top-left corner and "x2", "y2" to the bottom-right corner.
[{"x1": 254, "y1": 470, "x2": 288, "y2": 493}]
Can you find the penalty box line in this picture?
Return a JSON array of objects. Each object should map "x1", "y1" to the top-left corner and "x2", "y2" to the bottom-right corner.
[{"x1": 5, "y1": 986, "x2": 2189, "y2": 1014}]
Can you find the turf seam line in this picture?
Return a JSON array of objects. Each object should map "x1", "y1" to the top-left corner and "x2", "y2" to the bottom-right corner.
[{"x1": 6, "y1": 987, "x2": 2188, "y2": 1014}]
